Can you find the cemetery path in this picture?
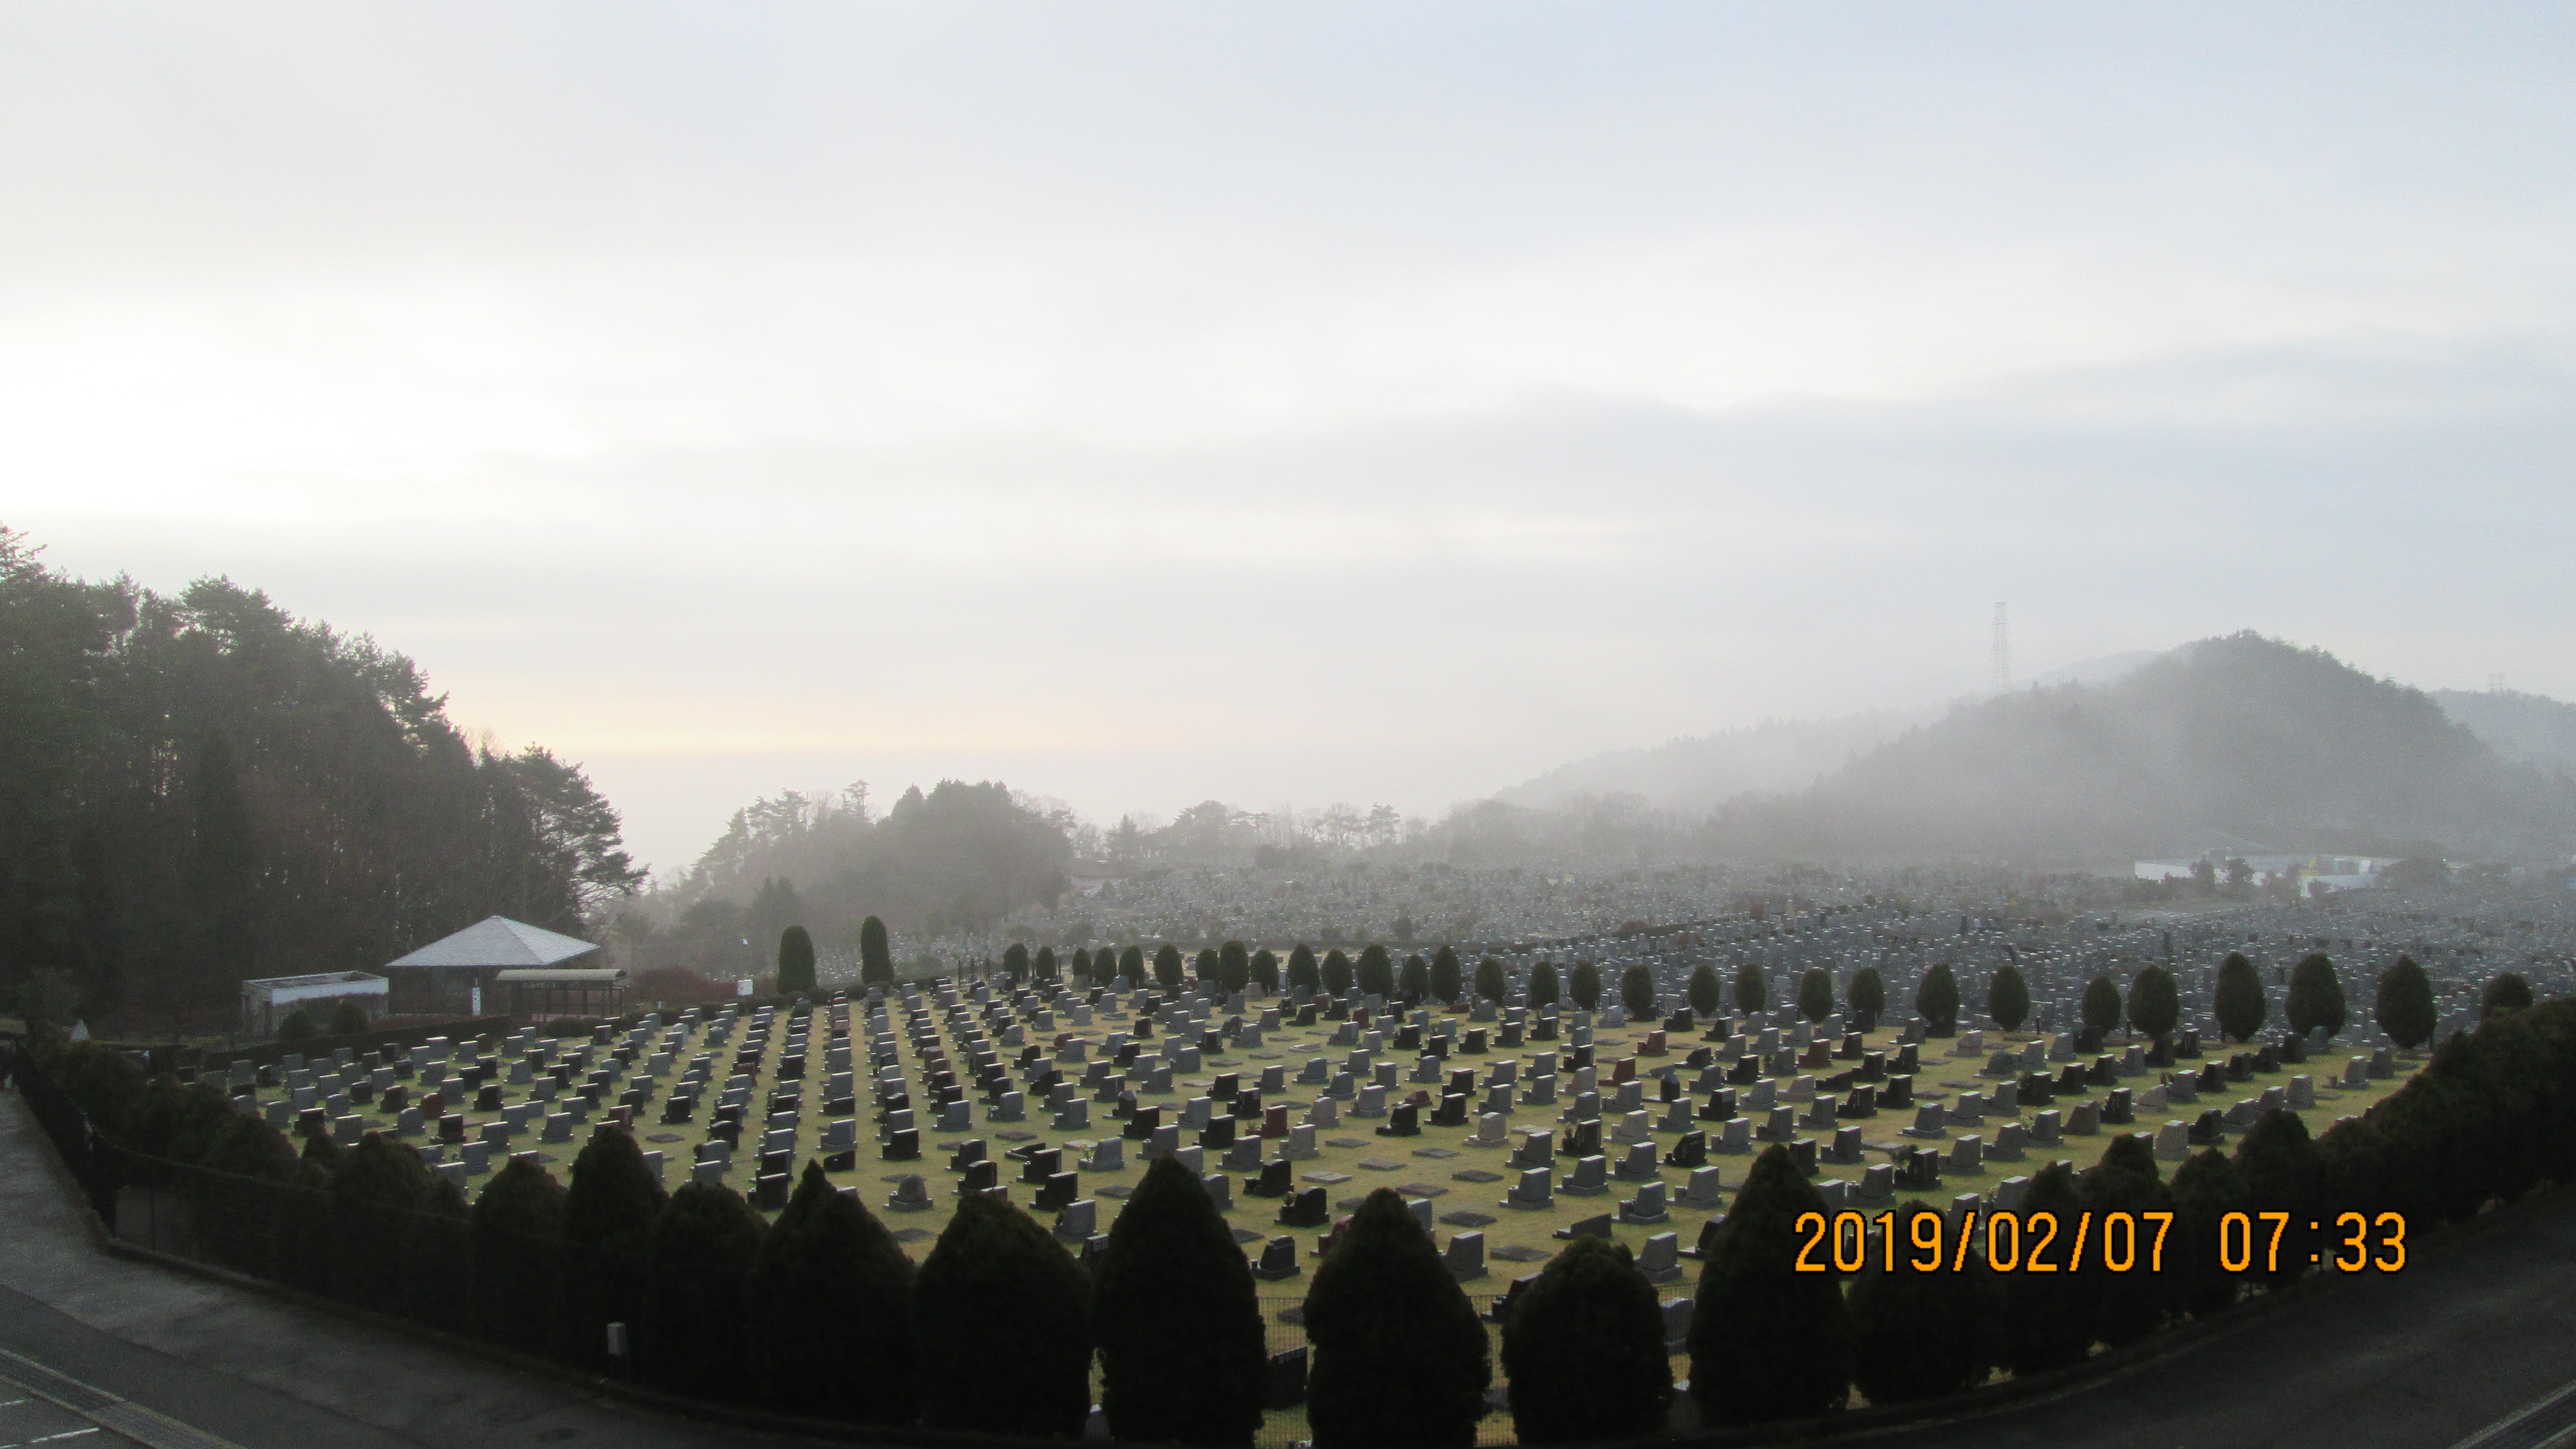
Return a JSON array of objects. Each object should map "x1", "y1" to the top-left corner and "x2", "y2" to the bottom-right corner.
[
  {"x1": 1886, "y1": 1192, "x2": 2576, "y2": 1449},
  {"x1": 0, "y1": 1093, "x2": 797, "y2": 1449}
]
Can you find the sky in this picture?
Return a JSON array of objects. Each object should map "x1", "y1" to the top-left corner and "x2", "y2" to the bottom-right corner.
[{"x1": 4, "y1": 4, "x2": 2572, "y2": 878}]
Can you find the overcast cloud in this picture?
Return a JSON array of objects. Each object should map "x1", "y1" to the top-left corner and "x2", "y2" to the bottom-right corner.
[{"x1": 3, "y1": 3, "x2": 2570, "y2": 874}]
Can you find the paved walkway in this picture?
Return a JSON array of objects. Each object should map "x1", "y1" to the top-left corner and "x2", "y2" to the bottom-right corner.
[{"x1": 0, "y1": 1091, "x2": 792, "y2": 1449}]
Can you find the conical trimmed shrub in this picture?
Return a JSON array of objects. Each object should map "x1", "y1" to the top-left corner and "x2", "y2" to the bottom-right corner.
[
  {"x1": 2079, "y1": 1142, "x2": 2173, "y2": 1346},
  {"x1": 1846, "y1": 968, "x2": 1885, "y2": 1031},
  {"x1": 1848, "y1": 1201, "x2": 1997, "y2": 1404},
  {"x1": 1916, "y1": 965, "x2": 1959, "y2": 1035},
  {"x1": 1687, "y1": 1144, "x2": 1851, "y2": 1423},
  {"x1": 1986, "y1": 965, "x2": 2029, "y2": 1033},
  {"x1": 1305, "y1": 1188, "x2": 1491, "y2": 1448},
  {"x1": 1095, "y1": 1156, "x2": 1267, "y2": 1445},
  {"x1": 2233, "y1": 1109, "x2": 2322, "y2": 1285},
  {"x1": 193, "y1": 1112, "x2": 297, "y2": 1277},
  {"x1": 1996, "y1": 1163, "x2": 2090, "y2": 1374},
  {"x1": 914, "y1": 1191, "x2": 1093, "y2": 1437},
  {"x1": 2215, "y1": 953, "x2": 2267, "y2": 1043},
  {"x1": 641, "y1": 1181, "x2": 766, "y2": 1401},
  {"x1": 330, "y1": 1131, "x2": 434, "y2": 1313},
  {"x1": 1502, "y1": 1237, "x2": 1671, "y2": 1443},
  {"x1": 1733, "y1": 962, "x2": 1764, "y2": 1016},
  {"x1": 560, "y1": 1124, "x2": 668, "y2": 1370},
  {"x1": 1687, "y1": 965, "x2": 1721, "y2": 1019},
  {"x1": 746, "y1": 1162, "x2": 918, "y2": 1421},
  {"x1": 1622, "y1": 965, "x2": 1657, "y2": 1019},
  {"x1": 1527, "y1": 961, "x2": 1557, "y2": 1008},
  {"x1": 472, "y1": 1157, "x2": 567, "y2": 1355},
  {"x1": 2166, "y1": 1148, "x2": 2246, "y2": 1317},
  {"x1": 1797, "y1": 967, "x2": 1832, "y2": 1024},
  {"x1": 2288, "y1": 953, "x2": 2346, "y2": 1038},
  {"x1": 1569, "y1": 962, "x2": 1600, "y2": 1012}
]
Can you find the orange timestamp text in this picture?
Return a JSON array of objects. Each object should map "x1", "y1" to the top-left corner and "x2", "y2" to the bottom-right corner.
[{"x1": 1789, "y1": 1209, "x2": 2409, "y2": 1275}]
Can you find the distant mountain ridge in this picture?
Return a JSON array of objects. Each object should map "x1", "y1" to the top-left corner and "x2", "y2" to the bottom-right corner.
[
  {"x1": 2432, "y1": 689, "x2": 2576, "y2": 777},
  {"x1": 1702, "y1": 633, "x2": 2576, "y2": 860}
]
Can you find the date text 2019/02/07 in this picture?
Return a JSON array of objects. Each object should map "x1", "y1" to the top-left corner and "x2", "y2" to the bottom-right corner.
[{"x1": 1788, "y1": 1209, "x2": 2409, "y2": 1276}]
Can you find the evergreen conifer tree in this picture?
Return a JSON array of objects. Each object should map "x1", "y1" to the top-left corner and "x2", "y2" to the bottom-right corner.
[
  {"x1": 1154, "y1": 944, "x2": 1185, "y2": 991},
  {"x1": 1996, "y1": 1164, "x2": 2091, "y2": 1374},
  {"x1": 913, "y1": 1192, "x2": 1093, "y2": 1437},
  {"x1": 1569, "y1": 962, "x2": 1602, "y2": 1012},
  {"x1": 194, "y1": 1113, "x2": 297, "y2": 1276},
  {"x1": 1357, "y1": 945, "x2": 1395, "y2": 999},
  {"x1": 2214, "y1": 953, "x2": 2266, "y2": 1043},
  {"x1": 746, "y1": 1162, "x2": 917, "y2": 1422},
  {"x1": 2081, "y1": 975, "x2": 2123, "y2": 1039},
  {"x1": 1220, "y1": 939, "x2": 1251, "y2": 992},
  {"x1": 280, "y1": 1009, "x2": 315, "y2": 1041},
  {"x1": 776, "y1": 925, "x2": 817, "y2": 996},
  {"x1": 1528, "y1": 961, "x2": 1559, "y2": 1008},
  {"x1": 1120, "y1": 944, "x2": 1147, "y2": 986},
  {"x1": 330, "y1": 1131, "x2": 435, "y2": 1313},
  {"x1": 859, "y1": 915, "x2": 892, "y2": 986},
  {"x1": 1095, "y1": 1157, "x2": 1267, "y2": 1445},
  {"x1": 2232, "y1": 1109, "x2": 2322, "y2": 1285},
  {"x1": 471, "y1": 1157, "x2": 567, "y2": 1355},
  {"x1": 2166, "y1": 1148, "x2": 2246, "y2": 1317},
  {"x1": 1474, "y1": 956, "x2": 1507, "y2": 1004},
  {"x1": 560, "y1": 1124, "x2": 668, "y2": 1370},
  {"x1": 1916, "y1": 964, "x2": 1961, "y2": 1035},
  {"x1": 1323, "y1": 948, "x2": 1353, "y2": 996},
  {"x1": 2483, "y1": 973, "x2": 2534, "y2": 1016},
  {"x1": 1003, "y1": 942, "x2": 1031, "y2": 983},
  {"x1": 1196, "y1": 946, "x2": 1223, "y2": 985},
  {"x1": 1305, "y1": 1188, "x2": 1491, "y2": 1448},
  {"x1": 1502, "y1": 1237, "x2": 1672, "y2": 1443},
  {"x1": 1733, "y1": 962, "x2": 1765, "y2": 1016},
  {"x1": 1399, "y1": 953, "x2": 1431, "y2": 1001},
  {"x1": 641, "y1": 1181, "x2": 767, "y2": 1401},
  {"x1": 329, "y1": 1000, "x2": 369, "y2": 1035},
  {"x1": 2079, "y1": 1139, "x2": 2173, "y2": 1346},
  {"x1": 2286, "y1": 953, "x2": 2346, "y2": 1038},
  {"x1": 1848, "y1": 1201, "x2": 1998, "y2": 1404},
  {"x1": 1288, "y1": 943, "x2": 1321, "y2": 995},
  {"x1": 2127, "y1": 965, "x2": 2180, "y2": 1047},
  {"x1": 1687, "y1": 1144, "x2": 1851, "y2": 1423},
  {"x1": 1847, "y1": 968, "x2": 1886, "y2": 1031},
  {"x1": 1687, "y1": 965, "x2": 1721, "y2": 1019},
  {"x1": 1251, "y1": 947, "x2": 1280, "y2": 993},
  {"x1": 1432, "y1": 945, "x2": 1463, "y2": 1005},
  {"x1": 1987, "y1": 965, "x2": 2030, "y2": 1032},
  {"x1": 1622, "y1": 964, "x2": 1656, "y2": 1019},
  {"x1": 1796, "y1": 967, "x2": 1832, "y2": 1023}
]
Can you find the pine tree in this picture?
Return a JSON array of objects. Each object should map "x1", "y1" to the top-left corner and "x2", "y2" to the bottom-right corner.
[
  {"x1": 471, "y1": 1157, "x2": 567, "y2": 1356},
  {"x1": 1095, "y1": 1157, "x2": 1267, "y2": 1445},
  {"x1": 1035, "y1": 945, "x2": 1059, "y2": 982},
  {"x1": 1621, "y1": 965, "x2": 1656, "y2": 1019},
  {"x1": 913, "y1": 1192, "x2": 1093, "y2": 1437},
  {"x1": 2232, "y1": 1110, "x2": 2322, "y2": 1285},
  {"x1": 1796, "y1": 967, "x2": 1832, "y2": 1024},
  {"x1": 1528, "y1": 961, "x2": 1559, "y2": 1009},
  {"x1": 1003, "y1": 942, "x2": 1031, "y2": 983},
  {"x1": 1848, "y1": 1201, "x2": 1998, "y2": 1404},
  {"x1": 1474, "y1": 956, "x2": 1507, "y2": 1005},
  {"x1": 1197, "y1": 947, "x2": 1222, "y2": 985},
  {"x1": 1154, "y1": 944, "x2": 1185, "y2": 991},
  {"x1": 2081, "y1": 974, "x2": 2123, "y2": 1039},
  {"x1": 1846, "y1": 968, "x2": 1886, "y2": 1031},
  {"x1": 1120, "y1": 944, "x2": 1147, "y2": 987},
  {"x1": 1569, "y1": 962, "x2": 1602, "y2": 1012},
  {"x1": 2166, "y1": 1148, "x2": 2246, "y2": 1318},
  {"x1": 1399, "y1": 953, "x2": 1431, "y2": 1002},
  {"x1": 776, "y1": 925, "x2": 817, "y2": 996},
  {"x1": 1996, "y1": 1164, "x2": 2091, "y2": 1373},
  {"x1": 1432, "y1": 945, "x2": 1463, "y2": 1006},
  {"x1": 746, "y1": 1161, "x2": 917, "y2": 1422},
  {"x1": 1916, "y1": 964, "x2": 1960, "y2": 1035},
  {"x1": 641, "y1": 1181, "x2": 767, "y2": 1401},
  {"x1": 560, "y1": 1124, "x2": 668, "y2": 1370},
  {"x1": 1687, "y1": 965, "x2": 1721, "y2": 1019},
  {"x1": 1220, "y1": 939, "x2": 1251, "y2": 993},
  {"x1": 2483, "y1": 973, "x2": 2534, "y2": 1016},
  {"x1": 2286, "y1": 953, "x2": 2346, "y2": 1038},
  {"x1": 1323, "y1": 948, "x2": 1353, "y2": 996},
  {"x1": 1251, "y1": 948, "x2": 1280, "y2": 993},
  {"x1": 1071, "y1": 946, "x2": 1093, "y2": 984},
  {"x1": 860, "y1": 915, "x2": 893, "y2": 986},
  {"x1": 2214, "y1": 953, "x2": 2266, "y2": 1043},
  {"x1": 2127, "y1": 966, "x2": 2180, "y2": 1046},
  {"x1": 1502, "y1": 1237, "x2": 1672, "y2": 1443},
  {"x1": 1687, "y1": 1144, "x2": 1851, "y2": 1423},
  {"x1": 2079, "y1": 1140, "x2": 2173, "y2": 1346},
  {"x1": 1987, "y1": 965, "x2": 2030, "y2": 1032},
  {"x1": 1357, "y1": 945, "x2": 1395, "y2": 1000},
  {"x1": 1288, "y1": 944, "x2": 1321, "y2": 995},
  {"x1": 1306, "y1": 1189, "x2": 1491, "y2": 1448}
]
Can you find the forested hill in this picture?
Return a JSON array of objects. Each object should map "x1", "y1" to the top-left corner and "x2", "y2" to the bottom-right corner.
[
  {"x1": 1706, "y1": 632, "x2": 2576, "y2": 861},
  {"x1": 2434, "y1": 688, "x2": 2576, "y2": 776},
  {"x1": 0, "y1": 528, "x2": 642, "y2": 1030}
]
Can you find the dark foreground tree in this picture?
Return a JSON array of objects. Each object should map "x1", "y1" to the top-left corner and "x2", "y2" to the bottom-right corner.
[
  {"x1": 1095, "y1": 1156, "x2": 1267, "y2": 1445},
  {"x1": 1797, "y1": 968, "x2": 1833, "y2": 1024},
  {"x1": 776, "y1": 925, "x2": 817, "y2": 996},
  {"x1": 1503, "y1": 1237, "x2": 1671, "y2": 1443},
  {"x1": 747, "y1": 1161, "x2": 917, "y2": 1422},
  {"x1": 641, "y1": 1181, "x2": 766, "y2": 1401},
  {"x1": 1688, "y1": 1145, "x2": 1852, "y2": 1423},
  {"x1": 1847, "y1": 968, "x2": 1886, "y2": 1031},
  {"x1": 193, "y1": 1113, "x2": 297, "y2": 1276},
  {"x1": 1987, "y1": 965, "x2": 2029, "y2": 1033},
  {"x1": 471, "y1": 1157, "x2": 567, "y2": 1355},
  {"x1": 2214, "y1": 953, "x2": 2266, "y2": 1043},
  {"x1": 860, "y1": 915, "x2": 893, "y2": 986},
  {"x1": 2483, "y1": 973, "x2": 2534, "y2": 1016},
  {"x1": 328, "y1": 1000, "x2": 369, "y2": 1035},
  {"x1": 1622, "y1": 965, "x2": 1656, "y2": 1019},
  {"x1": 1849, "y1": 1201, "x2": 1998, "y2": 1404},
  {"x1": 2287, "y1": 953, "x2": 2346, "y2": 1039},
  {"x1": 1996, "y1": 1164, "x2": 2090, "y2": 1375},
  {"x1": 1687, "y1": 965, "x2": 1721, "y2": 1019},
  {"x1": 2233, "y1": 1110, "x2": 2323, "y2": 1286},
  {"x1": 1916, "y1": 964, "x2": 1960, "y2": 1035},
  {"x1": 1733, "y1": 962, "x2": 1765, "y2": 1016},
  {"x1": 2166, "y1": 1148, "x2": 2246, "y2": 1317},
  {"x1": 915, "y1": 1192, "x2": 1092, "y2": 1437},
  {"x1": 2080, "y1": 1140, "x2": 2173, "y2": 1346},
  {"x1": 1306, "y1": 1188, "x2": 1490, "y2": 1448},
  {"x1": 560, "y1": 1125, "x2": 667, "y2": 1370},
  {"x1": 330, "y1": 1131, "x2": 435, "y2": 1313}
]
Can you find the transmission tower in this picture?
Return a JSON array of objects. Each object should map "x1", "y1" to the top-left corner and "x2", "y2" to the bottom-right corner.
[{"x1": 1990, "y1": 603, "x2": 2011, "y2": 693}]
